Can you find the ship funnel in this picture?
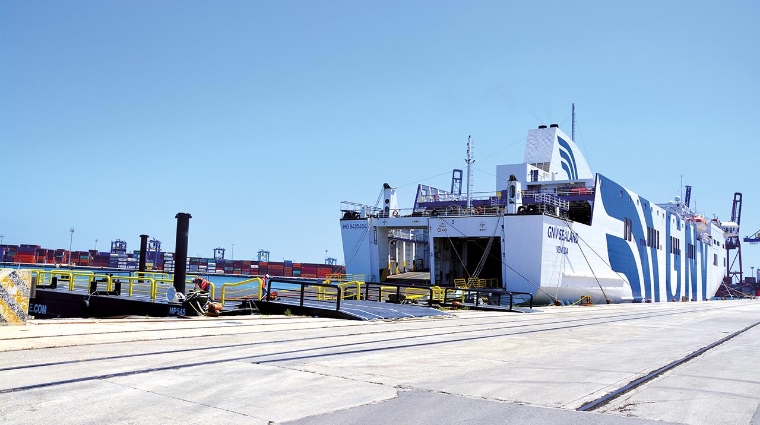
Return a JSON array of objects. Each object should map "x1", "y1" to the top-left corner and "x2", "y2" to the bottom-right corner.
[
  {"x1": 550, "y1": 124, "x2": 559, "y2": 128},
  {"x1": 507, "y1": 174, "x2": 522, "y2": 214},
  {"x1": 538, "y1": 125, "x2": 548, "y2": 129},
  {"x1": 383, "y1": 184, "x2": 398, "y2": 217}
]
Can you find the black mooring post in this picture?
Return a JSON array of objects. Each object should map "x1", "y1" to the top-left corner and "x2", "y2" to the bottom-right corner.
[
  {"x1": 173, "y1": 213, "x2": 192, "y2": 294},
  {"x1": 138, "y1": 234, "x2": 148, "y2": 273}
]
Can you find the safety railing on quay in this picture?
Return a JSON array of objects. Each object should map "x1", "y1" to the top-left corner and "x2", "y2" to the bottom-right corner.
[
  {"x1": 453, "y1": 278, "x2": 501, "y2": 289},
  {"x1": 363, "y1": 282, "x2": 443, "y2": 307},
  {"x1": 133, "y1": 271, "x2": 171, "y2": 281},
  {"x1": 443, "y1": 287, "x2": 534, "y2": 309},
  {"x1": 25, "y1": 269, "x2": 97, "y2": 292},
  {"x1": 220, "y1": 277, "x2": 263, "y2": 305},
  {"x1": 265, "y1": 278, "x2": 343, "y2": 311},
  {"x1": 317, "y1": 280, "x2": 364, "y2": 301},
  {"x1": 325, "y1": 273, "x2": 369, "y2": 283},
  {"x1": 16, "y1": 268, "x2": 220, "y2": 302}
]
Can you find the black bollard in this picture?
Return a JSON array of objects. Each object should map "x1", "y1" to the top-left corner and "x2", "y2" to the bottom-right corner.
[
  {"x1": 138, "y1": 234, "x2": 148, "y2": 273},
  {"x1": 173, "y1": 213, "x2": 192, "y2": 294}
]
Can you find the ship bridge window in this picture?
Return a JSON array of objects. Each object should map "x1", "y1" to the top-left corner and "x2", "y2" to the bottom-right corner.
[
  {"x1": 670, "y1": 237, "x2": 681, "y2": 256},
  {"x1": 624, "y1": 218, "x2": 633, "y2": 242},
  {"x1": 686, "y1": 243, "x2": 695, "y2": 260},
  {"x1": 645, "y1": 226, "x2": 660, "y2": 249},
  {"x1": 714, "y1": 253, "x2": 718, "y2": 266}
]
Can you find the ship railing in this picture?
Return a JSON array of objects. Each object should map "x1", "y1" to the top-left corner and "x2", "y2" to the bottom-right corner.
[
  {"x1": 522, "y1": 187, "x2": 595, "y2": 199},
  {"x1": 220, "y1": 277, "x2": 263, "y2": 305},
  {"x1": 438, "y1": 205, "x2": 503, "y2": 217},
  {"x1": 533, "y1": 193, "x2": 570, "y2": 211},
  {"x1": 417, "y1": 190, "x2": 498, "y2": 204},
  {"x1": 340, "y1": 201, "x2": 381, "y2": 218},
  {"x1": 443, "y1": 287, "x2": 533, "y2": 309}
]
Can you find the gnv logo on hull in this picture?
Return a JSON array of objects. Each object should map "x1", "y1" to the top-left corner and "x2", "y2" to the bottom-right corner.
[{"x1": 547, "y1": 226, "x2": 578, "y2": 243}]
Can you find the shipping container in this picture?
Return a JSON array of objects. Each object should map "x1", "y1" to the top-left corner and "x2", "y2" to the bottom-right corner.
[{"x1": 268, "y1": 265, "x2": 284, "y2": 276}]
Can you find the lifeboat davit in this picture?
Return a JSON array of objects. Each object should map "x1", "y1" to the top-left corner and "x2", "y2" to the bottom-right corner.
[{"x1": 687, "y1": 215, "x2": 709, "y2": 232}]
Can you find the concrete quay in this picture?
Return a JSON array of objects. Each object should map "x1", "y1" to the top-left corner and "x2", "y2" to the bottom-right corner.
[{"x1": 1, "y1": 300, "x2": 759, "y2": 425}]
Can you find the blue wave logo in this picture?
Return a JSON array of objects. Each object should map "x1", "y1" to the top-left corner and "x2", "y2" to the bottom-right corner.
[{"x1": 557, "y1": 136, "x2": 578, "y2": 180}]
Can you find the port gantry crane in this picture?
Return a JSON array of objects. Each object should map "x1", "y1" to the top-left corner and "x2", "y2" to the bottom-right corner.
[
  {"x1": 725, "y1": 192, "x2": 743, "y2": 285},
  {"x1": 744, "y1": 229, "x2": 760, "y2": 289},
  {"x1": 719, "y1": 192, "x2": 760, "y2": 296}
]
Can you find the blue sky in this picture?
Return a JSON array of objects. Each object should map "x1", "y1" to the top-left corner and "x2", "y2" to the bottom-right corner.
[{"x1": 2, "y1": 1, "x2": 759, "y2": 275}]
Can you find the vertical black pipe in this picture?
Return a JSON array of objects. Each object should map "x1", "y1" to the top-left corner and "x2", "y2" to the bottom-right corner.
[
  {"x1": 173, "y1": 213, "x2": 192, "y2": 294},
  {"x1": 138, "y1": 234, "x2": 148, "y2": 273}
]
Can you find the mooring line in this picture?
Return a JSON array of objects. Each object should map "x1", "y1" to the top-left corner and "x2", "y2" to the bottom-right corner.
[{"x1": 577, "y1": 320, "x2": 760, "y2": 412}]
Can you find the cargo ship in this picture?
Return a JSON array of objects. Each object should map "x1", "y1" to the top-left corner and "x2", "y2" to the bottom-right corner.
[
  {"x1": 0, "y1": 240, "x2": 344, "y2": 279},
  {"x1": 340, "y1": 123, "x2": 731, "y2": 304}
]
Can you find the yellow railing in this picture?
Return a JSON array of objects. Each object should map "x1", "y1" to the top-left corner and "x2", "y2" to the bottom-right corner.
[
  {"x1": 220, "y1": 277, "x2": 263, "y2": 305},
  {"x1": 325, "y1": 273, "x2": 369, "y2": 283},
  {"x1": 318, "y1": 280, "x2": 364, "y2": 300},
  {"x1": 27, "y1": 269, "x2": 95, "y2": 291},
  {"x1": 19, "y1": 268, "x2": 225, "y2": 301},
  {"x1": 150, "y1": 277, "x2": 216, "y2": 301},
  {"x1": 133, "y1": 271, "x2": 170, "y2": 281},
  {"x1": 367, "y1": 284, "x2": 445, "y2": 304},
  {"x1": 105, "y1": 275, "x2": 157, "y2": 299},
  {"x1": 453, "y1": 278, "x2": 500, "y2": 289}
]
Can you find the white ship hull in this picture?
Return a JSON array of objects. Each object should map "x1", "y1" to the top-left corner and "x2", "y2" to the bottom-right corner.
[{"x1": 340, "y1": 125, "x2": 727, "y2": 305}]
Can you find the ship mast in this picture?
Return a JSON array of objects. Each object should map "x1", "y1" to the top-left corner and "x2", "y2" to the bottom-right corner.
[
  {"x1": 571, "y1": 103, "x2": 576, "y2": 141},
  {"x1": 466, "y1": 135, "x2": 474, "y2": 209}
]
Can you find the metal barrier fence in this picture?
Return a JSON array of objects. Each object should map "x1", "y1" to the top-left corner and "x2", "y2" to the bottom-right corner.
[
  {"x1": 453, "y1": 278, "x2": 500, "y2": 289},
  {"x1": 12, "y1": 268, "x2": 214, "y2": 302},
  {"x1": 266, "y1": 278, "x2": 343, "y2": 311},
  {"x1": 443, "y1": 287, "x2": 533, "y2": 309},
  {"x1": 363, "y1": 282, "x2": 442, "y2": 307},
  {"x1": 318, "y1": 280, "x2": 364, "y2": 301},
  {"x1": 220, "y1": 277, "x2": 263, "y2": 304},
  {"x1": 325, "y1": 273, "x2": 370, "y2": 283}
]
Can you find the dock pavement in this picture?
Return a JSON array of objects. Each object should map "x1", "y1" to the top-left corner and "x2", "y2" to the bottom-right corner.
[{"x1": 1, "y1": 300, "x2": 759, "y2": 424}]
